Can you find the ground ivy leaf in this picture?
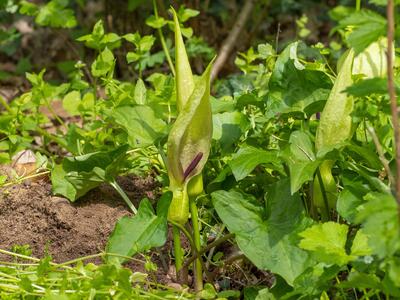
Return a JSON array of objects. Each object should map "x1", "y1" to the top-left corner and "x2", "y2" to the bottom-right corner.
[
  {"x1": 356, "y1": 192, "x2": 400, "y2": 258},
  {"x1": 339, "y1": 10, "x2": 386, "y2": 54},
  {"x1": 106, "y1": 192, "x2": 172, "y2": 263},
  {"x1": 299, "y1": 222, "x2": 354, "y2": 265},
  {"x1": 212, "y1": 179, "x2": 312, "y2": 286},
  {"x1": 351, "y1": 229, "x2": 372, "y2": 257},
  {"x1": 345, "y1": 77, "x2": 389, "y2": 97},
  {"x1": 339, "y1": 271, "x2": 382, "y2": 290},
  {"x1": 228, "y1": 145, "x2": 281, "y2": 181}
]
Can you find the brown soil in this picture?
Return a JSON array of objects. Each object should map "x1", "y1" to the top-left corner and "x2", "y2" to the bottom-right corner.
[
  {"x1": 0, "y1": 176, "x2": 158, "y2": 263},
  {"x1": 0, "y1": 175, "x2": 272, "y2": 290}
]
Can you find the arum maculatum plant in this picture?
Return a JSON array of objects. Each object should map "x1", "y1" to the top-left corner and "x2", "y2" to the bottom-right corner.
[
  {"x1": 313, "y1": 37, "x2": 388, "y2": 220},
  {"x1": 166, "y1": 8, "x2": 214, "y2": 291}
]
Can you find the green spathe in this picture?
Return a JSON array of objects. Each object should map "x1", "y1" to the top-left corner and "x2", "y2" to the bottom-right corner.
[
  {"x1": 167, "y1": 61, "x2": 213, "y2": 224},
  {"x1": 167, "y1": 8, "x2": 214, "y2": 224}
]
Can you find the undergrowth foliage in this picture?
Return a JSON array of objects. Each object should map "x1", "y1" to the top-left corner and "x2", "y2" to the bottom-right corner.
[{"x1": 1, "y1": 0, "x2": 400, "y2": 299}]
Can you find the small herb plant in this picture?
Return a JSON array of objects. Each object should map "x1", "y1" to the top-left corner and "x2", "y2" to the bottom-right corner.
[{"x1": 1, "y1": 1, "x2": 400, "y2": 299}]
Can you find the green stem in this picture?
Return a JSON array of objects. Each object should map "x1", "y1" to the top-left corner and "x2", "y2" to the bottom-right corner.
[
  {"x1": 41, "y1": 91, "x2": 68, "y2": 132},
  {"x1": 356, "y1": 0, "x2": 361, "y2": 11},
  {"x1": 1, "y1": 171, "x2": 50, "y2": 188},
  {"x1": 316, "y1": 168, "x2": 330, "y2": 221},
  {"x1": 109, "y1": 180, "x2": 137, "y2": 214},
  {"x1": 0, "y1": 95, "x2": 12, "y2": 113},
  {"x1": 172, "y1": 225, "x2": 184, "y2": 276},
  {"x1": 189, "y1": 197, "x2": 203, "y2": 292},
  {"x1": 153, "y1": 0, "x2": 175, "y2": 76}
]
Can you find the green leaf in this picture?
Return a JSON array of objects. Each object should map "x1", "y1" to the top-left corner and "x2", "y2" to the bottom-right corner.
[
  {"x1": 51, "y1": 164, "x2": 79, "y2": 201},
  {"x1": 299, "y1": 222, "x2": 353, "y2": 265},
  {"x1": 91, "y1": 48, "x2": 115, "y2": 77},
  {"x1": 212, "y1": 111, "x2": 250, "y2": 153},
  {"x1": 281, "y1": 131, "x2": 321, "y2": 193},
  {"x1": 339, "y1": 10, "x2": 386, "y2": 54},
  {"x1": 299, "y1": 222, "x2": 371, "y2": 266},
  {"x1": 229, "y1": 145, "x2": 281, "y2": 181},
  {"x1": 112, "y1": 105, "x2": 166, "y2": 148},
  {"x1": 134, "y1": 78, "x2": 147, "y2": 105},
  {"x1": 356, "y1": 192, "x2": 400, "y2": 258},
  {"x1": 63, "y1": 91, "x2": 81, "y2": 116},
  {"x1": 178, "y1": 7, "x2": 200, "y2": 22},
  {"x1": 267, "y1": 42, "x2": 332, "y2": 119},
  {"x1": 292, "y1": 263, "x2": 341, "y2": 297},
  {"x1": 146, "y1": 15, "x2": 167, "y2": 29},
  {"x1": 336, "y1": 183, "x2": 368, "y2": 223},
  {"x1": 126, "y1": 51, "x2": 140, "y2": 63},
  {"x1": 212, "y1": 179, "x2": 312, "y2": 286},
  {"x1": 19, "y1": 0, "x2": 39, "y2": 16},
  {"x1": 339, "y1": 271, "x2": 381, "y2": 290},
  {"x1": 351, "y1": 229, "x2": 372, "y2": 257},
  {"x1": 345, "y1": 77, "x2": 389, "y2": 96},
  {"x1": 51, "y1": 145, "x2": 129, "y2": 201},
  {"x1": 34, "y1": 0, "x2": 77, "y2": 28},
  {"x1": 77, "y1": 20, "x2": 121, "y2": 50},
  {"x1": 106, "y1": 192, "x2": 171, "y2": 263}
]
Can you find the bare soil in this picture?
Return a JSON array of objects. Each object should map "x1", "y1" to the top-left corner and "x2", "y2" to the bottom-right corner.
[
  {"x1": 0, "y1": 176, "x2": 272, "y2": 289},
  {"x1": 0, "y1": 176, "x2": 158, "y2": 262}
]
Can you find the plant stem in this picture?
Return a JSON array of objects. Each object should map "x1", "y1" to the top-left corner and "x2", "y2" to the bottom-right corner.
[
  {"x1": 153, "y1": 0, "x2": 175, "y2": 76},
  {"x1": 387, "y1": 0, "x2": 400, "y2": 220},
  {"x1": 172, "y1": 225, "x2": 184, "y2": 279},
  {"x1": 189, "y1": 198, "x2": 203, "y2": 291},
  {"x1": 205, "y1": 225, "x2": 226, "y2": 269},
  {"x1": 109, "y1": 180, "x2": 137, "y2": 214},
  {"x1": 1, "y1": 171, "x2": 50, "y2": 188},
  {"x1": 0, "y1": 95, "x2": 12, "y2": 113},
  {"x1": 316, "y1": 168, "x2": 330, "y2": 221},
  {"x1": 367, "y1": 127, "x2": 395, "y2": 186},
  {"x1": 356, "y1": 0, "x2": 361, "y2": 11},
  {"x1": 184, "y1": 232, "x2": 234, "y2": 269}
]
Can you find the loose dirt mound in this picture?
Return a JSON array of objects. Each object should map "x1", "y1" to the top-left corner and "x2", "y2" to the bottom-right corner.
[{"x1": 0, "y1": 176, "x2": 158, "y2": 262}]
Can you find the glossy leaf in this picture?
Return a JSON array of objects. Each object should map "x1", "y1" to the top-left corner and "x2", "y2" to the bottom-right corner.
[
  {"x1": 229, "y1": 145, "x2": 281, "y2": 181},
  {"x1": 112, "y1": 105, "x2": 166, "y2": 148},
  {"x1": 281, "y1": 131, "x2": 320, "y2": 194},
  {"x1": 51, "y1": 145, "x2": 129, "y2": 201},
  {"x1": 106, "y1": 192, "x2": 171, "y2": 263},
  {"x1": 267, "y1": 42, "x2": 332, "y2": 119},
  {"x1": 212, "y1": 179, "x2": 312, "y2": 285}
]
